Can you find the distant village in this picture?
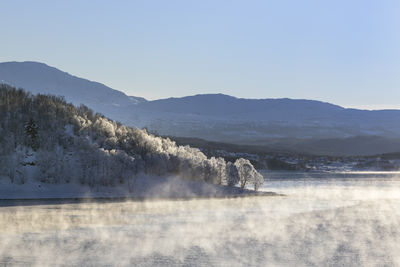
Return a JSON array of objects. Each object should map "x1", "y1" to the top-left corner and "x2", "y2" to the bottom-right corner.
[{"x1": 205, "y1": 149, "x2": 400, "y2": 172}]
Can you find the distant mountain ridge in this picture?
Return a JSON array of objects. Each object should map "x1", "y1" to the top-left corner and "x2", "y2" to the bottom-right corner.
[
  {"x1": 0, "y1": 61, "x2": 146, "y2": 121},
  {"x1": 133, "y1": 93, "x2": 400, "y2": 144},
  {"x1": 138, "y1": 93, "x2": 344, "y2": 116},
  {"x1": 1, "y1": 61, "x2": 400, "y2": 156}
]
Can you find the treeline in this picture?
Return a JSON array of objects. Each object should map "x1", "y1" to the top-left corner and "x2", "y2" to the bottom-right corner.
[{"x1": 0, "y1": 84, "x2": 263, "y2": 190}]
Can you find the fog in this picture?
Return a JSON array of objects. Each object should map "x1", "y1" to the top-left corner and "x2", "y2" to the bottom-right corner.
[{"x1": 1, "y1": 172, "x2": 400, "y2": 266}]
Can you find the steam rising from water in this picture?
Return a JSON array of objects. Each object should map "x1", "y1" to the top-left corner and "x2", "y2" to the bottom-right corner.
[{"x1": 1, "y1": 172, "x2": 400, "y2": 266}]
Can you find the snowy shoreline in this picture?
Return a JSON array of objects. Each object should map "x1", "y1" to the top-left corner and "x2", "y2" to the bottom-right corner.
[{"x1": 0, "y1": 175, "x2": 280, "y2": 204}]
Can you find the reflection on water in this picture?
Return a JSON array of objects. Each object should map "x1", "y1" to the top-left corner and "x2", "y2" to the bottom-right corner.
[
  {"x1": 1, "y1": 172, "x2": 400, "y2": 266},
  {"x1": 263, "y1": 170, "x2": 400, "y2": 185}
]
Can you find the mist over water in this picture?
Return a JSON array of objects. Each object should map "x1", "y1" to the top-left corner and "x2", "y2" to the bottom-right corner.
[{"x1": 1, "y1": 172, "x2": 400, "y2": 266}]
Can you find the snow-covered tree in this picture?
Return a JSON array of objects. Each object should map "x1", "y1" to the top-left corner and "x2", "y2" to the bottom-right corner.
[
  {"x1": 235, "y1": 158, "x2": 264, "y2": 190},
  {"x1": 225, "y1": 161, "x2": 240, "y2": 187},
  {"x1": 24, "y1": 118, "x2": 39, "y2": 150}
]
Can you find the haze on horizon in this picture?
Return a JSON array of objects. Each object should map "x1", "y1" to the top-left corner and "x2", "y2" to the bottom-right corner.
[{"x1": 1, "y1": 0, "x2": 400, "y2": 110}]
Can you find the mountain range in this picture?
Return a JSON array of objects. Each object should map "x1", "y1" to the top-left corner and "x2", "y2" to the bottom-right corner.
[{"x1": 1, "y1": 61, "x2": 400, "y2": 156}]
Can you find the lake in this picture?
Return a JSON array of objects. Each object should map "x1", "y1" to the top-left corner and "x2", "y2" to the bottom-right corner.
[{"x1": 1, "y1": 171, "x2": 400, "y2": 266}]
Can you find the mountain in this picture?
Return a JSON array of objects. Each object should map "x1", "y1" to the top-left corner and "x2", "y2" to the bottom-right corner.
[
  {"x1": 0, "y1": 61, "x2": 146, "y2": 122},
  {"x1": 139, "y1": 93, "x2": 343, "y2": 116},
  {"x1": 135, "y1": 94, "x2": 400, "y2": 143},
  {"x1": 1, "y1": 61, "x2": 400, "y2": 156}
]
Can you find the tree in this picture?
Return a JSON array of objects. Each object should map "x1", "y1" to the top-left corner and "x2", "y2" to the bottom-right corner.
[
  {"x1": 235, "y1": 158, "x2": 253, "y2": 188},
  {"x1": 225, "y1": 161, "x2": 240, "y2": 187},
  {"x1": 253, "y1": 172, "x2": 264, "y2": 191},
  {"x1": 25, "y1": 118, "x2": 39, "y2": 150},
  {"x1": 234, "y1": 158, "x2": 263, "y2": 190}
]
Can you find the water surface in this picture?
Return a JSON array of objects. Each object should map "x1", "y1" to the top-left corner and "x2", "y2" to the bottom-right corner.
[{"x1": 1, "y1": 171, "x2": 399, "y2": 266}]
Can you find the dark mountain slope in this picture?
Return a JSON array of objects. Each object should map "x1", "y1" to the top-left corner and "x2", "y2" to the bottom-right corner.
[{"x1": 0, "y1": 61, "x2": 146, "y2": 121}]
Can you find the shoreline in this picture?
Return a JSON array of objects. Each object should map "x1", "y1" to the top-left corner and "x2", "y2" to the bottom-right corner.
[
  {"x1": 0, "y1": 191, "x2": 283, "y2": 207},
  {"x1": 0, "y1": 175, "x2": 283, "y2": 207}
]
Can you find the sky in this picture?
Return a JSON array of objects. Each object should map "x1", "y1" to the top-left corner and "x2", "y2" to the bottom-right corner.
[{"x1": 1, "y1": 0, "x2": 400, "y2": 109}]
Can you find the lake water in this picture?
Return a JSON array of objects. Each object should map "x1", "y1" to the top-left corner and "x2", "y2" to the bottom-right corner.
[{"x1": 1, "y1": 171, "x2": 400, "y2": 266}]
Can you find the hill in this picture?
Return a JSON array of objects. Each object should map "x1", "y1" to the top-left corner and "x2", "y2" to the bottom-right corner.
[{"x1": 0, "y1": 84, "x2": 264, "y2": 197}]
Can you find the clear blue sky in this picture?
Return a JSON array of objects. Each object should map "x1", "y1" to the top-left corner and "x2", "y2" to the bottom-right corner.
[{"x1": 1, "y1": 0, "x2": 400, "y2": 109}]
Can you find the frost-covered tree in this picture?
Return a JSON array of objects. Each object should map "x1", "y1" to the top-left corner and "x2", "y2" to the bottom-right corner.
[
  {"x1": 24, "y1": 118, "x2": 39, "y2": 150},
  {"x1": 253, "y1": 172, "x2": 264, "y2": 191},
  {"x1": 235, "y1": 158, "x2": 264, "y2": 190},
  {"x1": 235, "y1": 158, "x2": 253, "y2": 188},
  {"x1": 225, "y1": 161, "x2": 240, "y2": 187}
]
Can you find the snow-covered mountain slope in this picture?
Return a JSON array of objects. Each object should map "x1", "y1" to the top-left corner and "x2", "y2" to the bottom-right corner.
[
  {"x1": 0, "y1": 84, "x2": 263, "y2": 192},
  {"x1": 2, "y1": 61, "x2": 400, "y2": 147}
]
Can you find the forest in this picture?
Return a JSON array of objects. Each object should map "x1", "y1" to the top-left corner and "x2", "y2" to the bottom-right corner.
[{"x1": 0, "y1": 84, "x2": 263, "y2": 190}]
